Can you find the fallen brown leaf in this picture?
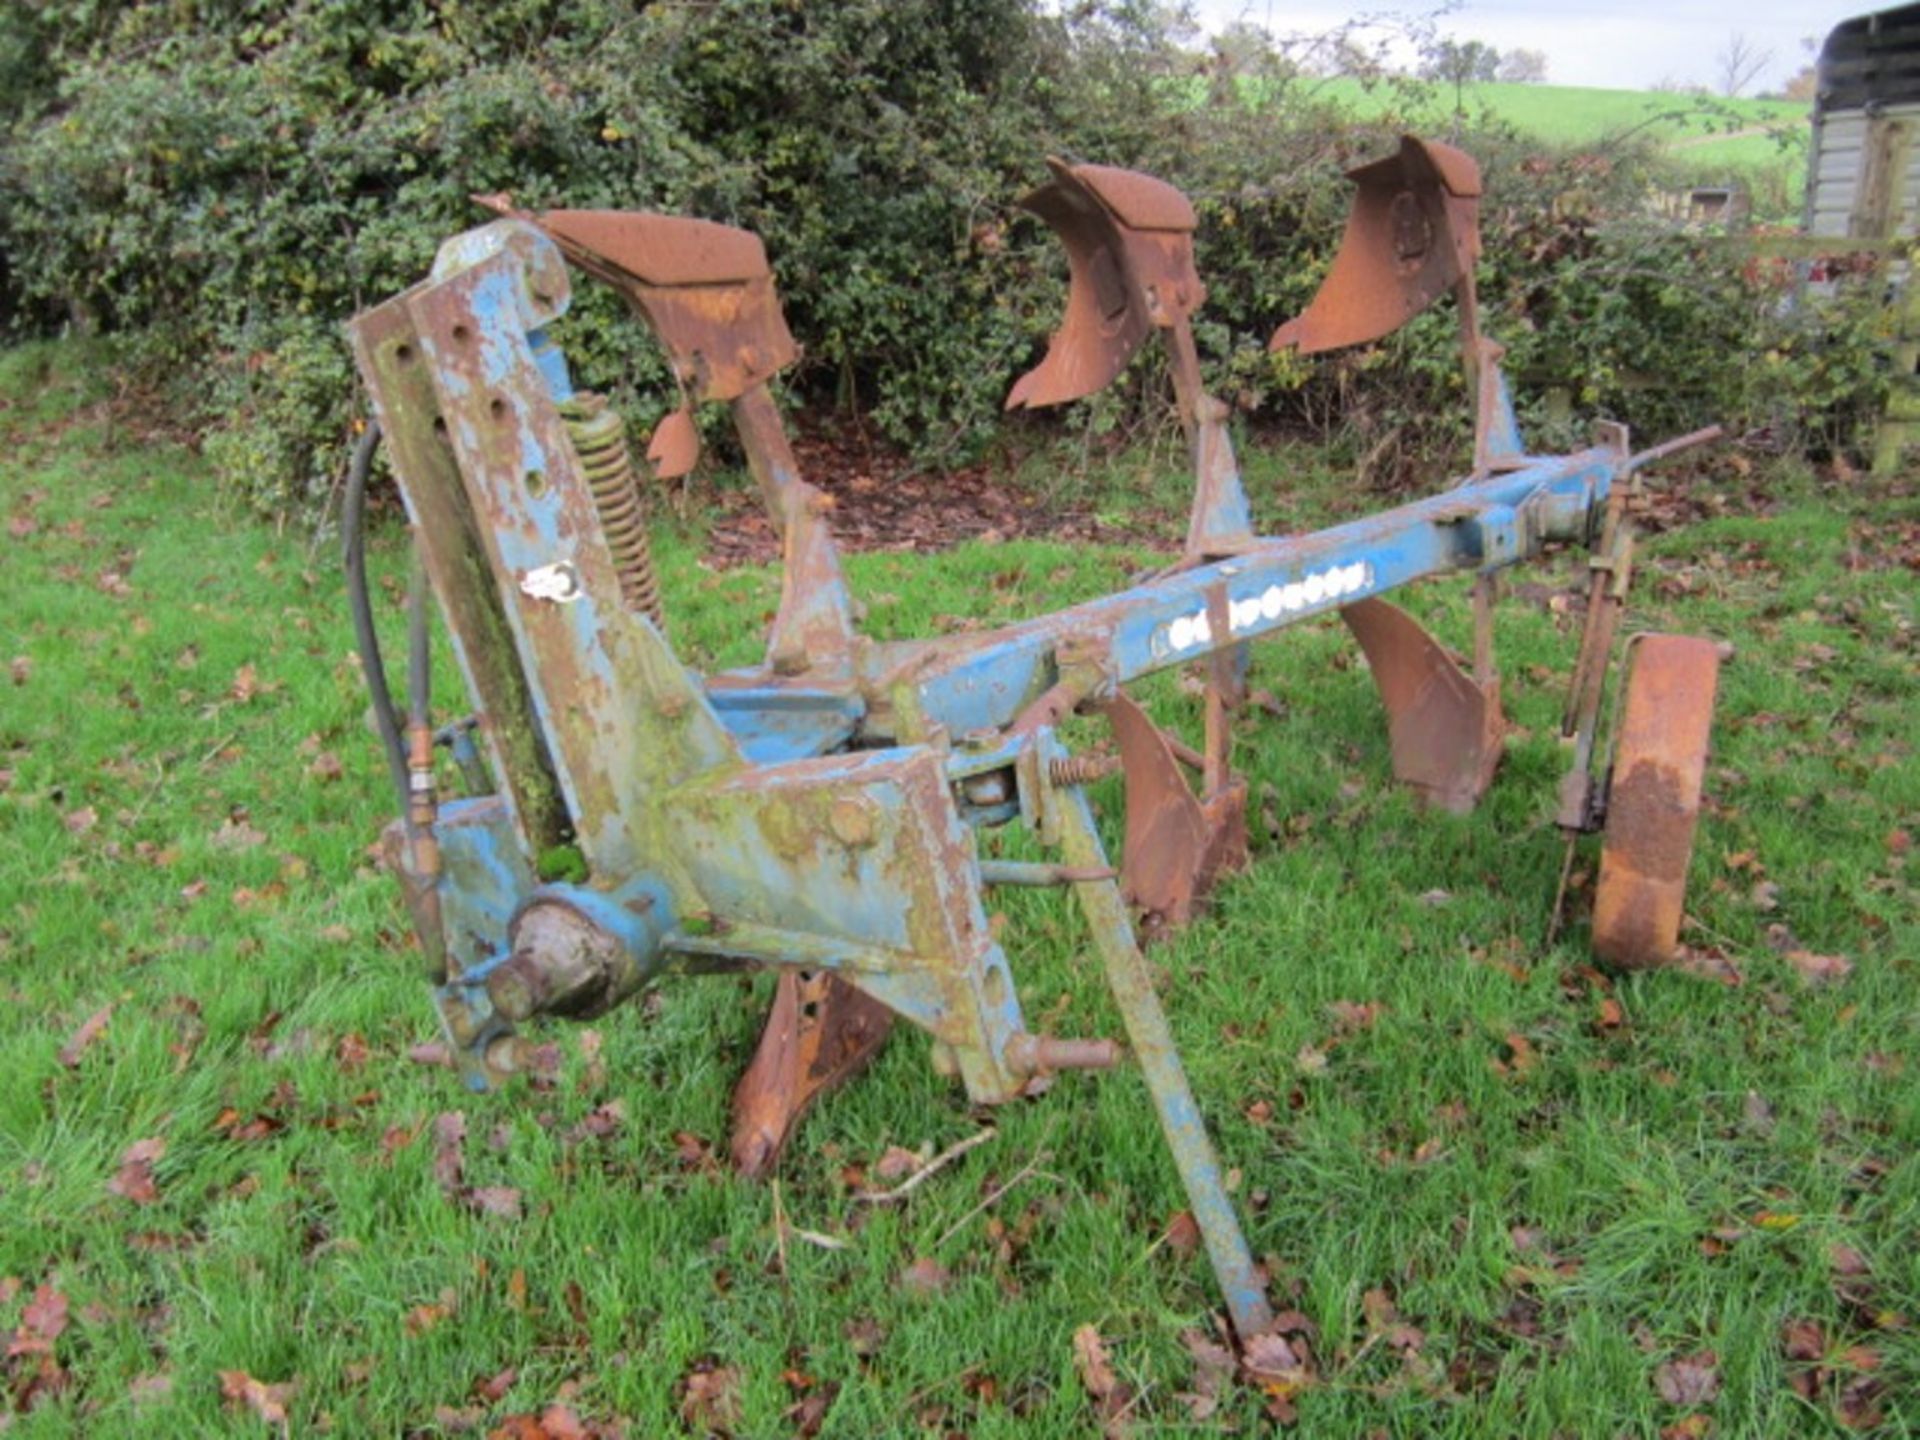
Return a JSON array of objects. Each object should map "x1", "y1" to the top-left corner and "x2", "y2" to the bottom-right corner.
[
  {"x1": 1829, "y1": 1243, "x2": 1870, "y2": 1277},
  {"x1": 218, "y1": 1368, "x2": 296, "y2": 1425},
  {"x1": 405, "y1": 1301, "x2": 451, "y2": 1336},
  {"x1": 128, "y1": 1372, "x2": 174, "y2": 1405},
  {"x1": 1071, "y1": 1323, "x2": 1134, "y2": 1436},
  {"x1": 1654, "y1": 1350, "x2": 1720, "y2": 1407},
  {"x1": 468, "y1": 1186, "x2": 524, "y2": 1221},
  {"x1": 212, "y1": 816, "x2": 267, "y2": 850},
  {"x1": 1836, "y1": 1374, "x2": 1886, "y2": 1429},
  {"x1": 1786, "y1": 951, "x2": 1852, "y2": 986},
  {"x1": 567, "y1": 1100, "x2": 626, "y2": 1143},
  {"x1": 1325, "y1": 999, "x2": 1384, "y2": 1034},
  {"x1": 1494, "y1": 1031, "x2": 1539, "y2": 1077},
  {"x1": 1781, "y1": 1319, "x2": 1825, "y2": 1362},
  {"x1": 334, "y1": 1032, "x2": 370, "y2": 1068},
  {"x1": 1241, "y1": 1330, "x2": 1309, "y2": 1384},
  {"x1": 7, "y1": 1285, "x2": 69, "y2": 1358},
  {"x1": 433, "y1": 1112, "x2": 467, "y2": 1195},
  {"x1": 679, "y1": 1363, "x2": 742, "y2": 1434},
  {"x1": 107, "y1": 1137, "x2": 166, "y2": 1205},
  {"x1": 1177, "y1": 1328, "x2": 1236, "y2": 1421},
  {"x1": 786, "y1": 1380, "x2": 838, "y2": 1438},
  {"x1": 474, "y1": 1367, "x2": 517, "y2": 1403},
  {"x1": 898, "y1": 1256, "x2": 951, "y2": 1296},
  {"x1": 57, "y1": 1004, "x2": 112, "y2": 1068}
]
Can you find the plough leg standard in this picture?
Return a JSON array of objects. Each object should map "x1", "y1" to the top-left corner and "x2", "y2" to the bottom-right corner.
[{"x1": 344, "y1": 137, "x2": 1721, "y2": 1343}]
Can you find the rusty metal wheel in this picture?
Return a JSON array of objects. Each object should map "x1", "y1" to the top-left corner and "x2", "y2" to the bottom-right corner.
[{"x1": 1591, "y1": 634, "x2": 1721, "y2": 970}]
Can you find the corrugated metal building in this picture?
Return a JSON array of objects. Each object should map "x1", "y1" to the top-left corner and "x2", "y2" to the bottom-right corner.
[{"x1": 1805, "y1": 5, "x2": 1920, "y2": 239}]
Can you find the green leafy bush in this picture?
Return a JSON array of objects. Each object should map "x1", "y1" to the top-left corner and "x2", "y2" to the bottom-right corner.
[{"x1": 0, "y1": 2, "x2": 1883, "y2": 516}]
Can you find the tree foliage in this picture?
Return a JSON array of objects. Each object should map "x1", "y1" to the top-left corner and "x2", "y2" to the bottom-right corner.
[{"x1": 0, "y1": 1, "x2": 1882, "y2": 515}]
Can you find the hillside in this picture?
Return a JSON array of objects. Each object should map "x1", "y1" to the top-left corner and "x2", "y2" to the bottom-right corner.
[{"x1": 1296, "y1": 77, "x2": 1810, "y2": 198}]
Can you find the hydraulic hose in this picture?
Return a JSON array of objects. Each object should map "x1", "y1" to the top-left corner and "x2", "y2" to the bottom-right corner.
[{"x1": 341, "y1": 421, "x2": 410, "y2": 812}]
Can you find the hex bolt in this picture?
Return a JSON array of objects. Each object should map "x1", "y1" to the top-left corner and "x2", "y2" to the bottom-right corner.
[
  {"x1": 828, "y1": 796, "x2": 879, "y2": 849},
  {"x1": 485, "y1": 953, "x2": 547, "y2": 1023},
  {"x1": 961, "y1": 771, "x2": 1011, "y2": 806},
  {"x1": 485, "y1": 1034, "x2": 538, "y2": 1075},
  {"x1": 1007, "y1": 1033, "x2": 1122, "y2": 1074}
]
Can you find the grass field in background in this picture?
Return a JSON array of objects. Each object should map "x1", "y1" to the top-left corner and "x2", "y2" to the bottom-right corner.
[
  {"x1": 1298, "y1": 77, "x2": 1810, "y2": 206},
  {"x1": 2, "y1": 340, "x2": 1916, "y2": 1435}
]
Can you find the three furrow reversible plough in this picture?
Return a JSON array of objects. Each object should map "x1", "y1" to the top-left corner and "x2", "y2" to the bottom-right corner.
[{"x1": 343, "y1": 136, "x2": 1723, "y2": 1343}]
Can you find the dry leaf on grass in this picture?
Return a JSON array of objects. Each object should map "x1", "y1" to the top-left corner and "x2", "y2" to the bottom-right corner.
[
  {"x1": 679, "y1": 1363, "x2": 742, "y2": 1434},
  {"x1": 1786, "y1": 951, "x2": 1852, "y2": 986},
  {"x1": 57, "y1": 1004, "x2": 112, "y2": 1067},
  {"x1": 1176, "y1": 1328, "x2": 1236, "y2": 1421},
  {"x1": 107, "y1": 1137, "x2": 166, "y2": 1204},
  {"x1": 128, "y1": 1372, "x2": 174, "y2": 1404},
  {"x1": 432, "y1": 1112, "x2": 467, "y2": 1195},
  {"x1": 1781, "y1": 1319, "x2": 1825, "y2": 1362},
  {"x1": 218, "y1": 1368, "x2": 296, "y2": 1425},
  {"x1": 1162, "y1": 1210, "x2": 1201, "y2": 1258},
  {"x1": 7, "y1": 1285, "x2": 69, "y2": 1358},
  {"x1": 1071, "y1": 1324, "x2": 1134, "y2": 1437},
  {"x1": 468, "y1": 1186, "x2": 524, "y2": 1221},
  {"x1": 897, "y1": 1256, "x2": 951, "y2": 1296},
  {"x1": 1654, "y1": 1350, "x2": 1720, "y2": 1407},
  {"x1": 212, "y1": 815, "x2": 267, "y2": 850}
]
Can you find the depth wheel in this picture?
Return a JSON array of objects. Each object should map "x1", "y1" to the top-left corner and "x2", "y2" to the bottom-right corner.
[{"x1": 1591, "y1": 634, "x2": 1721, "y2": 970}]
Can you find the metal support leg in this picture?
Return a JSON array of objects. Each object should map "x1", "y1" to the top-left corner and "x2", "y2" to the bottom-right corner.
[{"x1": 1052, "y1": 776, "x2": 1273, "y2": 1342}]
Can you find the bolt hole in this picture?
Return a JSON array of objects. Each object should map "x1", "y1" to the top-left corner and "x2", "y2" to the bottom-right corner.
[
  {"x1": 488, "y1": 396, "x2": 508, "y2": 422},
  {"x1": 982, "y1": 962, "x2": 1008, "y2": 1009},
  {"x1": 394, "y1": 342, "x2": 415, "y2": 364},
  {"x1": 801, "y1": 1001, "x2": 819, "y2": 1020},
  {"x1": 451, "y1": 324, "x2": 471, "y2": 344},
  {"x1": 524, "y1": 469, "x2": 547, "y2": 498}
]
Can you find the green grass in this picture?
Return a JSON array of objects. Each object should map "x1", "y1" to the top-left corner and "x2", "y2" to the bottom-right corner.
[
  {"x1": 1279, "y1": 76, "x2": 1811, "y2": 210},
  {"x1": 1308, "y1": 76, "x2": 1806, "y2": 159},
  {"x1": 2, "y1": 339, "x2": 1917, "y2": 1435}
]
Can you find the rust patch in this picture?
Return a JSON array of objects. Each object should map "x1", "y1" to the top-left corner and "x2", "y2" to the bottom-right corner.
[
  {"x1": 731, "y1": 971, "x2": 894, "y2": 1178},
  {"x1": 1270, "y1": 136, "x2": 1482, "y2": 356},
  {"x1": 1592, "y1": 635, "x2": 1720, "y2": 970},
  {"x1": 1006, "y1": 158, "x2": 1206, "y2": 411},
  {"x1": 1602, "y1": 761, "x2": 1693, "y2": 877}
]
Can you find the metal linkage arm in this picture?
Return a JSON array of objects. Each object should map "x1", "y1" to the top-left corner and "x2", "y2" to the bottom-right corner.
[{"x1": 1049, "y1": 751, "x2": 1274, "y2": 1342}]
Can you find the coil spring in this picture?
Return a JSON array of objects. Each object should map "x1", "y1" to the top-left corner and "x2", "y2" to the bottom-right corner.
[
  {"x1": 562, "y1": 393, "x2": 665, "y2": 631},
  {"x1": 1048, "y1": 752, "x2": 1119, "y2": 788}
]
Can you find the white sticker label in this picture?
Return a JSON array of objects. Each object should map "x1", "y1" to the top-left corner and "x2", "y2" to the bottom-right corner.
[{"x1": 521, "y1": 561, "x2": 583, "y2": 603}]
